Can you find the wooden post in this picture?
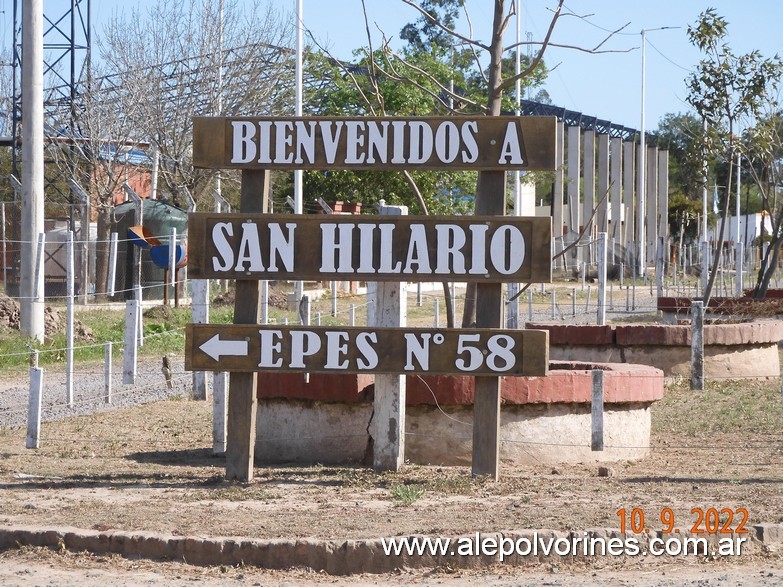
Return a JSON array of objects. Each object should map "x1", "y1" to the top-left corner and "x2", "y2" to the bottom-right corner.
[
  {"x1": 472, "y1": 170, "x2": 505, "y2": 479},
  {"x1": 691, "y1": 300, "x2": 704, "y2": 390},
  {"x1": 225, "y1": 169, "x2": 268, "y2": 481}
]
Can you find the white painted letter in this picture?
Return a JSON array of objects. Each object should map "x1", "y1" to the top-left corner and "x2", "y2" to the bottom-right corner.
[
  {"x1": 403, "y1": 224, "x2": 432, "y2": 274},
  {"x1": 356, "y1": 332, "x2": 379, "y2": 369},
  {"x1": 211, "y1": 222, "x2": 234, "y2": 271},
  {"x1": 319, "y1": 121, "x2": 344, "y2": 164},
  {"x1": 377, "y1": 224, "x2": 402, "y2": 273},
  {"x1": 461, "y1": 121, "x2": 479, "y2": 163},
  {"x1": 258, "y1": 330, "x2": 283, "y2": 368},
  {"x1": 366, "y1": 121, "x2": 389, "y2": 164},
  {"x1": 468, "y1": 224, "x2": 489, "y2": 274},
  {"x1": 289, "y1": 330, "x2": 321, "y2": 368},
  {"x1": 294, "y1": 121, "x2": 317, "y2": 164},
  {"x1": 345, "y1": 121, "x2": 366, "y2": 164},
  {"x1": 357, "y1": 223, "x2": 377, "y2": 273},
  {"x1": 267, "y1": 223, "x2": 296, "y2": 272},
  {"x1": 489, "y1": 225, "x2": 525, "y2": 274},
  {"x1": 234, "y1": 222, "x2": 265, "y2": 272},
  {"x1": 435, "y1": 224, "x2": 467, "y2": 274},
  {"x1": 404, "y1": 333, "x2": 431, "y2": 371},
  {"x1": 320, "y1": 223, "x2": 355, "y2": 273},
  {"x1": 435, "y1": 121, "x2": 460, "y2": 163},
  {"x1": 231, "y1": 121, "x2": 256, "y2": 163},
  {"x1": 273, "y1": 121, "x2": 294, "y2": 164},
  {"x1": 324, "y1": 331, "x2": 350, "y2": 369},
  {"x1": 408, "y1": 121, "x2": 433, "y2": 164},
  {"x1": 498, "y1": 122, "x2": 524, "y2": 165}
]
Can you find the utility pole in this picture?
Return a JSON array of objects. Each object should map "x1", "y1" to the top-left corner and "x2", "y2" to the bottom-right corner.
[{"x1": 21, "y1": 0, "x2": 45, "y2": 342}]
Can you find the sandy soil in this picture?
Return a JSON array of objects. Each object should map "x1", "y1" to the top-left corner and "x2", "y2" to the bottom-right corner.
[{"x1": 1, "y1": 374, "x2": 783, "y2": 584}]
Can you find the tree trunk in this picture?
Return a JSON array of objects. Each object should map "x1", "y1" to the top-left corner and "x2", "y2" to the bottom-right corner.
[
  {"x1": 461, "y1": 0, "x2": 506, "y2": 328},
  {"x1": 94, "y1": 204, "x2": 111, "y2": 300}
]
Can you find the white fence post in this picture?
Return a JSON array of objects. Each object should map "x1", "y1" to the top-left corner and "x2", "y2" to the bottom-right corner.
[
  {"x1": 104, "y1": 341, "x2": 113, "y2": 404},
  {"x1": 597, "y1": 232, "x2": 607, "y2": 326},
  {"x1": 26, "y1": 366, "x2": 44, "y2": 449},
  {"x1": 123, "y1": 299, "x2": 139, "y2": 385},
  {"x1": 192, "y1": 279, "x2": 210, "y2": 401},
  {"x1": 66, "y1": 230, "x2": 75, "y2": 406},
  {"x1": 107, "y1": 232, "x2": 118, "y2": 297}
]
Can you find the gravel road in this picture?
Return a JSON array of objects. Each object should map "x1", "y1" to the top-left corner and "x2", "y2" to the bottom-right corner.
[{"x1": 0, "y1": 356, "x2": 189, "y2": 429}]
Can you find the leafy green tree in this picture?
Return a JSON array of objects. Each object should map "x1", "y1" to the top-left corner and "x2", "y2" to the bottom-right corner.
[
  {"x1": 686, "y1": 8, "x2": 783, "y2": 303},
  {"x1": 741, "y1": 109, "x2": 783, "y2": 297}
]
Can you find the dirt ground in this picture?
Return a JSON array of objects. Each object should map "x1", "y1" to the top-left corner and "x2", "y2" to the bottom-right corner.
[{"x1": 2, "y1": 370, "x2": 783, "y2": 584}]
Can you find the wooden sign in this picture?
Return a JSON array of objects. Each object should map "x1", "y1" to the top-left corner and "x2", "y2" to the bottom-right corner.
[
  {"x1": 193, "y1": 116, "x2": 557, "y2": 171},
  {"x1": 186, "y1": 324, "x2": 549, "y2": 376},
  {"x1": 187, "y1": 213, "x2": 552, "y2": 283}
]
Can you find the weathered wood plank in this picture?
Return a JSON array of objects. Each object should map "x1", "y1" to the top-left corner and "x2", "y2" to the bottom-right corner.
[
  {"x1": 187, "y1": 213, "x2": 552, "y2": 283},
  {"x1": 225, "y1": 169, "x2": 268, "y2": 482},
  {"x1": 193, "y1": 116, "x2": 557, "y2": 171},
  {"x1": 186, "y1": 324, "x2": 549, "y2": 376}
]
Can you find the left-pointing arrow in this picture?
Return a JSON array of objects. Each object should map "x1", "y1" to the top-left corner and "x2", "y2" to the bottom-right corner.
[{"x1": 199, "y1": 334, "x2": 249, "y2": 361}]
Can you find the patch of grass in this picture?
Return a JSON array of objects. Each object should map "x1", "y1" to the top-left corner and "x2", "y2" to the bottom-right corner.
[
  {"x1": 653, "y1": 379, "x2": 783, "y2": 435},
  {"x1": 184, "y1": 484, "x2": 280, "y2": 502},
  {"x1": 390, "y1": 483, "x2": 425, "y2": 507}
]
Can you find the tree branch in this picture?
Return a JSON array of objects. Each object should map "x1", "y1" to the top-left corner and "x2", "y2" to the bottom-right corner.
[{"x1": 399, "y1": 0, "x2": 490, "y2": 51}]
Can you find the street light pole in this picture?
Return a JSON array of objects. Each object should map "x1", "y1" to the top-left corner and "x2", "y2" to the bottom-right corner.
[{"x1": 294, "y1": 0, "x2": 304, "y2": 304}]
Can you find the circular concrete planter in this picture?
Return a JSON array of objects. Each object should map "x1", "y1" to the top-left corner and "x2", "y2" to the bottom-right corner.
[
  {"x1": 527, "y1": 320, "x2": 783, "y2": 380},
  {"x1": 254, "y1": 361, "x2": 663, "y2": 466}
]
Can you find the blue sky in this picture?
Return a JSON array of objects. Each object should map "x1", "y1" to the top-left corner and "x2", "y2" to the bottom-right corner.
[
  {"x1": 14, "y1": 1, "x2": 783, "y2": 133},
  {"x1": 268, "y1": 0, "x2": 783, "y2": 132}
]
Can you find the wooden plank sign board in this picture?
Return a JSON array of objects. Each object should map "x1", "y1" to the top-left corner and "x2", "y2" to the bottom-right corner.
[
  {"x1": 193, "y1": 116, "x2": 557, "y2": 172},
  {"x1": 188, "y1": 213, "x2": 552, "y2": 283},
  {"x1": 186, "y1": 324, "x2": 548, "y2": 377}
]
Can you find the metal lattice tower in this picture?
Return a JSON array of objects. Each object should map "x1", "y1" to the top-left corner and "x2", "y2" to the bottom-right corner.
[{"x1": 11, "y1": 0, "x2": 91, "y2": 215}]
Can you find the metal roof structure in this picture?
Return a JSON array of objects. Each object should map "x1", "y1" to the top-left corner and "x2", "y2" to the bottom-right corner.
[{"x1": 519, "y1": 99, "x2": 640, "y2": 141}]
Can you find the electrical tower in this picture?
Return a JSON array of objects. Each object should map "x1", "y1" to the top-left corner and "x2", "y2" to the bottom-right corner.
[{"x1": 7, "y1": 0, "x2": 91, "y2": 290}]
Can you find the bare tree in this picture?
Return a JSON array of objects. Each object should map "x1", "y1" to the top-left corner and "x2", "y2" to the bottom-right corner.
[
  {"x1": 92, "y1": 0, "x2": 293, "y2": 204},
  {"x1": 45, "y1": 0, "x2": 294, "y2": 296},
  {"x1": 376, "y1": 0, "x2": 629, "y2": 325}
]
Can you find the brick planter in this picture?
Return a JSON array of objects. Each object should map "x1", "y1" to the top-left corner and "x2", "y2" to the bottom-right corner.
[
  {"x1": 527, "y1": 320, "x2": 783, "y2": 380},
  {"x1": 255, "y1": 361, "x2": 663, "y2": 466}
]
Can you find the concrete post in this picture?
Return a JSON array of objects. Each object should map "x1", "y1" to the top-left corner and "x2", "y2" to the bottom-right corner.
[
  {"x1": 597, "y1": 133, "x2": 610, "y2": 234},
  {"x1": 553, "y1": 121, "x2": 565, "y2": 268},
  {"x1": 20, "y1": 0, "x2": 45, "y2": 343},
  {"x1": 372, "y1": 203, "x2": 408, "y2": 471},
  {"x1": 623, "y1": 141, "x2": 635, "y2": 254},
  {"x1": 591, "y1": 369, "x2": 604, "y2": 451},
  {"x1": 657, "y1": 150, "x2": 669, "y2": 256},
  {"x1": 646, "y1": 145, "x2": 659, "y2": 266},
  {"x1": 566, "y1": 125, "x2": 581, "y2": 239},
  {"x1": 192, "y1": 279, "x2": 210, "y2": 400},
  {"x1": 597, "y1": 232, "x2": 607, "y2": 326},
  {"x1": 610, "y1": 137, "x2": 622, "y2": 245}
]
